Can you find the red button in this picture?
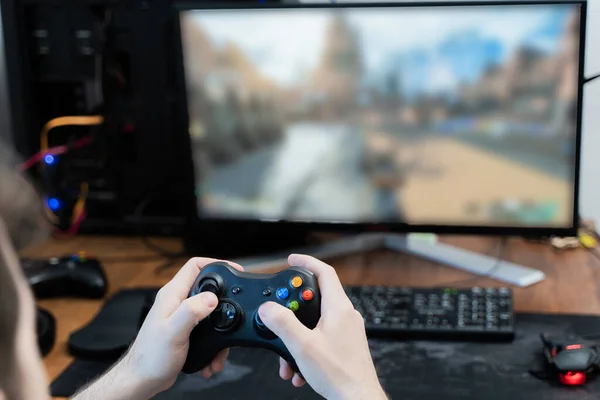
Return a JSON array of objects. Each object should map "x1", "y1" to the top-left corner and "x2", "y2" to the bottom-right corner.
[{"x1": 301, "y1": 289, "x2": 314, "y2": 301}]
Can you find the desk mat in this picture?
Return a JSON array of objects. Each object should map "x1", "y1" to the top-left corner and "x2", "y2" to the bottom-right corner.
[{"x1": 51, "y1": 299, "x2": 600, "y2": 399}]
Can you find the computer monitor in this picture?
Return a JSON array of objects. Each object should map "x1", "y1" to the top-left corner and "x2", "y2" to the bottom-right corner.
[{"x1": 174, "y1": 1, "x2": 585, "y2": 261}]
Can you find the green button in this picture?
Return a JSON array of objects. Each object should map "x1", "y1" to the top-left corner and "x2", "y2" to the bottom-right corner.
[{"x1": 287, "y1": 300, "x2": 299, "y2": 312}]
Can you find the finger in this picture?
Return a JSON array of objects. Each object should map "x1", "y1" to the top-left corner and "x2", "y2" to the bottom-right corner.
[
  {"x1": 161, "y1": 257, "x2": 244, "y2": 301},
  {"x1": 292, "y1": 373, "x2": 306, "y2": 387},
  {"x1": 288, "y1": 254, "x2": 348, "y2": 303},
  {"x1": 168, "y1": 291, "x2": 218, "y2": 336},
  {"x1": 279, "y1": 357, "x2": 294, "y2": 380},
  {"x1": 258, "y1": 302, "x2": 311, "y2": 350},
  {"x1": 201, "y1": 365, "x2": 213, "y2": 379},
  {"x1": 210, "y1": 349, "x2": 229, "y2": 373}
]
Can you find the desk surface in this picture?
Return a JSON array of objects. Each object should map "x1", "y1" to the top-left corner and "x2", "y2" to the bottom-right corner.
[{"x1": 20, "y1": 235, "x2": 600, "y2": 387}]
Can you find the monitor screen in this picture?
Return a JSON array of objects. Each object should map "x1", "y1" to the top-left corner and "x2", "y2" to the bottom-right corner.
[{"x1": 179, "y1": 2, "x2": 582, "y2": 229}]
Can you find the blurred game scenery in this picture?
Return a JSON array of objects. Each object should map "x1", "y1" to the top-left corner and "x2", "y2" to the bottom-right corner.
[{"x1": 181, "y1": 4, "x2": 580, "y2": 227}]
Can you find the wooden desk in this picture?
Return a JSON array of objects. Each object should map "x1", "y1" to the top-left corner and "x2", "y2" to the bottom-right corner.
[{"x1": 20, "y1": 235, "x2": 600, "y2": 389}]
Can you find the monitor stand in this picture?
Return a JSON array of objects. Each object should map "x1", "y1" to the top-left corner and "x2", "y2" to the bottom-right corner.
[{"x1": 233, "y1": 233, "x2": 546, "y2": 287}]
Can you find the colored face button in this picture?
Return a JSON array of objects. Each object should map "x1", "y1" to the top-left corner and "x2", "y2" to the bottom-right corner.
[
  {"x1": 291, "y1": 276, "x2": 303, "y2": 288},
  {"x1": 301, "y1": 289, "x2": 314, "y2": 301},
  {"x1": 276, "y1": 287, "x2": 289, "y2": 300},
  {"x1": 287, "y1": 300, "x2": 299, "y2": 312}
]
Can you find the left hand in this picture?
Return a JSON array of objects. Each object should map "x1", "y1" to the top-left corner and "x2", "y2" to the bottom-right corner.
[{"x1": 122, "y1": 257, "x2": 244, "y2": 397}]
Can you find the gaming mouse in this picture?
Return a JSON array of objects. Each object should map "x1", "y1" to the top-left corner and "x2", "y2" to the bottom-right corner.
[{"x1": 540, "y1": 333, "x2": 600, "y2": 385}]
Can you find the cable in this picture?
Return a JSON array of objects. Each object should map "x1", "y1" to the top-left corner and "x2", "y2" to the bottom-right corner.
[
  {"x1": 71, "y1": 182, "x2": 89, "y2": 222},
  {"x1": 17, "y1": 136, "x2": 93, "y2": 172},
  {"x1": 67, "y1": 209, "x2": 87, "y2": 235},
  {"x1": 435, "y1": 237, "x2": 508, "y2": 287},
  {"x1": 37, "y1": 116, "x2": 102, "y2": 233},
  {"x1": 153, "y1": 257, "x2": 189, "y2": 275},
  {"x1": 39, "y1": 116, "x2": 104, "y2": 153},
  {"x1": 50, "y1": 182, "x2": 89, "y2": 236},
  {"x1": 68, "y1": 182, "x2": 89, "y2": 234},
  {"x1": 133, "y1": 192, "x2": 188, "y2": 259},
  {"x1": 584, "y1": 73, "x2": 600, "y2": 84},
  {"x1": 131, "y1": 191, "x2": 190, "y2": 274}
]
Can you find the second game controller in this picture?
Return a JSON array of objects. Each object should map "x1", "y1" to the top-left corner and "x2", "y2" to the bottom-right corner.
[
  {"x1": 22, "y1": 254, "x2": 108, "y2": 299},
  {"x1": 182, "y1": 261, "x2": 321, "y2": 374}
]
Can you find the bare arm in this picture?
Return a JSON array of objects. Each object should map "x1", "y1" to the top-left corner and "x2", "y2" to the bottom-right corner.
[{"x1": 70, "y1": 352, "x2": 153, "y2": 400}]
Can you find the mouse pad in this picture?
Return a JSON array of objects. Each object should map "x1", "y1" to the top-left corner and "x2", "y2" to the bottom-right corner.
[{"x1": 52, "y1": 313, "x2": 600, "y2": 399}]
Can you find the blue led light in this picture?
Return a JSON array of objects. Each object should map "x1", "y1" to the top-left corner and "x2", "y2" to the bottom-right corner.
[
  {"x1": 44, "y1": 154, "x2": 55, "y2": 165},
  {"x1": 47, "y1": 198, "x2": 60, "y2": 211}
]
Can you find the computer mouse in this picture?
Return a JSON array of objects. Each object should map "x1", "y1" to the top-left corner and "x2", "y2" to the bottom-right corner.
[{"x1": 540, "y1": 333, "x2": 600, "y2": 385}]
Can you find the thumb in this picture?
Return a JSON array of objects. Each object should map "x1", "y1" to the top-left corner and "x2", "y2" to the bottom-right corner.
[
  {"x1": 169, "y1": 292, "x2": 219, "y2": 336},
  {"x1": 258, "y1": 302, "x2": 311, "y2": 349}
]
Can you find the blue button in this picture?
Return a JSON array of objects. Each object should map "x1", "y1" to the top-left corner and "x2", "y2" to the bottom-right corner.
[{"x1": 276, "y1": 287, "x2": 289, "y2": 300}]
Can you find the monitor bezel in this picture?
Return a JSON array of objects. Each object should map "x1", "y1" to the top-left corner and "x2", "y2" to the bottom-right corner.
[{"x1": 171, "y1": 0, "x2": 586, "y2": 242}]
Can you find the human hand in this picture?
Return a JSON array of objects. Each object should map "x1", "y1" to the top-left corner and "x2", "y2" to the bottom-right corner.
[
  {"x1": 122, "y1": 257, "x2": 244, "y2": 397},
  {"x1": 258, "y1": 254, "x2": 386, "y2": 400}
]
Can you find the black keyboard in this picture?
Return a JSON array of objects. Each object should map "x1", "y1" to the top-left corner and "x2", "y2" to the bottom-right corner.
[{"x1": 345, "y1": 286, "x2": 515, "y2": 342}]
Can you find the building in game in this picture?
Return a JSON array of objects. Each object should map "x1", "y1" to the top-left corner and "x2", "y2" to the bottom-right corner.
[
  {"x1": 181, "y1": 16, "x2": 284, "y2": 165},
  {"x1": 309, "y1": 12, "x2": 364, "y2": 118}
]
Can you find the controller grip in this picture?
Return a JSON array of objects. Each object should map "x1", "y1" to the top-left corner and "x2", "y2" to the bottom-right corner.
[
  {"x1": 182, "y1": 347, "x2": 218, "y2": 374},
  {"x1": 183, "y1": 339, "x2": 301, "y2": 374}
]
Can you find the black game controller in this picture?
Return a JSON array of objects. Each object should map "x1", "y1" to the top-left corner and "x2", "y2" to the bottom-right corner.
[
  {"x1": 22, "y1": 254, "x2": 108, "y2": 299},
  {"x1": 182, "y1": 262, "x2": 321, "y2": 374}
]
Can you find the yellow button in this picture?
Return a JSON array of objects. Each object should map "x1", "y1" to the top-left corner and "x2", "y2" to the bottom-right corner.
[
  {"x1": 78, "y1": 251, "x2": 87, "y2": 262},
  {"x1": 291, "y1": 276, "x2": 303, "y2": 288}
]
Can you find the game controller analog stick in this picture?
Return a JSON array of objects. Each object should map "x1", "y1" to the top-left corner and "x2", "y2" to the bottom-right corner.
[
  {"x1": 254, "y1": 312, "x2": 266, "y2": 329},
  {"x1": 192, "y1": 273, "x2": 225, "y2": 297},
  {"x1": 182, "y1": 261, "x2": 321, "y2": 375},
  {"x1": 253, "y1": 311, "x2": 277, "y2": 339},
  {"x1": 210, "y1": 300, "x2": 242, "y2": 331},
  {"x1": 198, "y1": 278, "x2": 220, "y2": 296}
]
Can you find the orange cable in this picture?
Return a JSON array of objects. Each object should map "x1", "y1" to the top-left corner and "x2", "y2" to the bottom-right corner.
[{"x1": 40, "y1": 116, "x2": 104, "y2": 152}]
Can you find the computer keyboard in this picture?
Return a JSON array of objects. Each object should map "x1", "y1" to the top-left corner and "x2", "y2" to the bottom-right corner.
[{"x1": 345, "y1": 285, "x2": 515, "y2": 342}]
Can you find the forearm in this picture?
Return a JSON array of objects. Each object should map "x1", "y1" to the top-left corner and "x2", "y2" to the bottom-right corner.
[
  {"x1": 70, "y1": 353, "x2": 154, "y2": 400},
  {"x1": 337, "y1": 378, "x2": 388, "y2": 400},
  {"x1": 354, "y1": 384, "x2": 388, "y2": 400}
]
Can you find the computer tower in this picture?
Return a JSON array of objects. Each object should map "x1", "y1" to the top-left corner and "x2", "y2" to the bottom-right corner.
[{"x1": 1, "y1": 0, "x2": 187, "y2": 235}]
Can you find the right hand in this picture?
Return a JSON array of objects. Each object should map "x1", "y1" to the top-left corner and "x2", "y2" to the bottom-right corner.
[{"x1": 258, "y1": 254, "x2": 387, "y2": 400}]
